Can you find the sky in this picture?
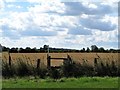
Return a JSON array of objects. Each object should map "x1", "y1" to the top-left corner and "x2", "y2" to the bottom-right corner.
[{"x1": 0, "y1": 0, "x2": 119, "y2": 49}]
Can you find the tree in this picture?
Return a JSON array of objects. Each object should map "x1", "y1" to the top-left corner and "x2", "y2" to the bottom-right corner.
[
  {"x1": 40, "y1": 47, "x2": 44, "y2": 52},
  {"x1": 43, "y1": 45, "x2": 48, "y2": 49},
  {"x1": 99, "y1": 47, "x2": 105, "y2": 52},
  {"x1": 31, "y1": 47, "x2": 38, "y2": 53},
  {"x1": 25, "y1": 47, "x2": 31, "y2": 53},
  {"x1": 10, "y1": 47, "x2": 18, "y2": 53},
  {"x1": 19, "y1": 48, "x2": 24, "y2": 53},
  {"x1": 86, "y1": 47, "x2": 90, "y2": 52},
  {"x1": 109, "y1": 49, "x2": 115, "y2": 53},
  {"x1": 2, "y1": 46, "x2": 10, "y2": 52},
  {"x1": 43, "y1": 45, "x2": 49, "y2": 53},
  {"x1": 91, "y1": 45, "x2": 98, "y2": 52},
  {"x1": 81, "y1": 48, "x2": 85, "y2": 52}
]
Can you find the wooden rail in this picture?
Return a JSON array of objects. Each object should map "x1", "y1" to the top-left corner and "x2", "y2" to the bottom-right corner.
[
  {"x1": 50, "y1": 58, "x2": 68, "y2": 60},
  {"x1": 47, "y1": 55, "x2": 70, "y2": 69}
]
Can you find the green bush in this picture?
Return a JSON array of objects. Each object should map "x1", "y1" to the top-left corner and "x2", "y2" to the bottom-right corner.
[
  {"x1": 94, "y1": 60, "x2": 118, "y2": 76},
  {"x1": 35, "y1": 67, "x2": 47, "y2": 79},
  {"x1": 2, "y1": 60, "x2": 16, "y2": 78},
  {"x1": 48, "y1": 68, "x2": 61, "y2": 79},
  {"x1": 61, "y1": 59, "x2": 94, "y2": 77},
  {"x1": 16, "y1": 60, "x2": 32, "y2": 77}
]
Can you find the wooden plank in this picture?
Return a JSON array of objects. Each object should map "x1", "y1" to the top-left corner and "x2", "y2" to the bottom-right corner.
[{"x1": 50, "y1": 58, "x2": 67, "y2": 60}]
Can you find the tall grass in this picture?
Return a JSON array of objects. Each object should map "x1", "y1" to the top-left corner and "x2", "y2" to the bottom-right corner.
[
  {"x1": 2, "y1": 58, "x2": 47, "y2": 78},
  {"x1": 61, "y1": 55, "x2": 118, "y2": 77},
  {"x1": 2, "y1": 60, "x2": 16, "y2": 78},
  {"x1": 2, "y1": 55, "x2": 119, "y2": 78}
]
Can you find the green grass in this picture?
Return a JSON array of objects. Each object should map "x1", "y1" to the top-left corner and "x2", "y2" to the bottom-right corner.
[{"x1": 2, "y1": 77, "x2": 118, "y2": 88}]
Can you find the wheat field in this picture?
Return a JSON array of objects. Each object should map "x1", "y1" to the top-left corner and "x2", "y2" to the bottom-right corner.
[{"x1": 1, "y1": 52, "x2": 119, "y2": 67}]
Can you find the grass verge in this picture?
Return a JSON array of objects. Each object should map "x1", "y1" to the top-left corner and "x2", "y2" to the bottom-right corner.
[{"x1": 2, "y1": 77, "x2": 118, "y2": 88}]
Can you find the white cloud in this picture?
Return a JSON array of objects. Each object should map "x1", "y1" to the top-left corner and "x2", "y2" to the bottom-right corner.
[
  {"x1": 0, "y1": 1, "x2": 118, "y2": 49},
  {"x1": 4, "y1": 0, "x2": 26, "y2": 2},
  {"x1": 7, "y1": 4, "x2": 22, "y2": 9},
  {"x1": 7, "y1": 4, "x2": 15, "y2": 8},
  {"x1": 0, "y1": 0, "x2": 5, "y2": 12},
  {"x1": 60, "y1": 0, "x2": 119, "y2": 3},
  {"x1": 82, "y1": 3, "x2": 98, "y2": 9},
  {"x1": 92, "y1": 29, "x2": 118, "y2": 42},
  {"x1": 28, "y1": 1, "x2": 66, "y2": 14},
  {"x1": 88, "y1": 3, "x2": 98, "y2": 9},
  {"x1": 79, "y1": 15, "x2": 117, "y2": 31},
  {"x1": 102, "y1": 15, "x2": 118, "y2": 25},
  {"x1": 26, "y1": 0, "x2": 60, "y2": 3},
  {"x1": 80, "y1": 14, "x2": 89, "y2": 18}
]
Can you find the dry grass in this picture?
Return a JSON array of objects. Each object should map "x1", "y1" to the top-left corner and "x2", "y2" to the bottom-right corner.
[{"x1": 1, "y1": 52, "x2": 119, "y2": 67}]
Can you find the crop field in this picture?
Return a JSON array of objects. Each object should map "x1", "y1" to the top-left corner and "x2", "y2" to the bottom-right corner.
[{"x1": 1, "y1": 52, "x2": 119, "y2": 67}]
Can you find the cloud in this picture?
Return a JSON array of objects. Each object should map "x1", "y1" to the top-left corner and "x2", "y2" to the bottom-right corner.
[
  {"x1": 0, "y1": 6, "x2": 78, "y2": 38},
  {"x1": 92, "y1": 29, "x2": 118, "y2": 42},
  {"x1": 68, "y1": 25, "x2": 92, "y2": 35},
  {"x1": 79, "y1": 15, "x2": 116, "y2": 31},
  {"x1": 0, "y1": 0, "x2": 5, "y2": 14},
  {"x1": 0, "y1": 1, "x2": 118, "y2": 49},
  {"x1": 1, "y1": 25, "x2": 21, "y2": 39},
  {"x1": 63, "y1": 2, "x2": 85, "y2": 15},
  {"x1": 0, "y1": 13, "x2": 58, "y2": 38},
  {"x1": 20, "y1": 27, "x2": 57, "y2": 36},
  {"x1": 28, "y1": 1, "x2": 66, "y2": 14},
  {"x1": 95, "y1": 41, "x2": 118, "y2": 49},
  {"x1": 1, "y1": 36, "x2": 48, "y2": 48},
  {"x1": 4, "y1": 2, "x2": 30, "y2": 12},
  {"x1": 7, "y1": 4, "x2": 21, "y2": 8},
  {"x1": 64, "y1": 2, "x2": 116, "y2": 16}
]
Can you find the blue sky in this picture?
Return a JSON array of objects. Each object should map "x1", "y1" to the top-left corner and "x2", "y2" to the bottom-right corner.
[{"x1": 0, "y1": 0, "x2": 118, "y2": 49}]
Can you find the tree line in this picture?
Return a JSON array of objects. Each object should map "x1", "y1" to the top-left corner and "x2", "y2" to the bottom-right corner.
[{"x1": 1, "y1": 45, "x2": 120, "y2": 53}]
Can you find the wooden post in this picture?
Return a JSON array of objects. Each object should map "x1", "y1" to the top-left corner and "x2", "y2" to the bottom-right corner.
[
  {"x1": 47, "y1": 45, "x2": 51, "y2": 69},
  {"x1": 47, "y1": 56, "x2": 51, "y2": 69},
  {"x1": 94, "y1": 58, "x2": 98, "y2": 73},
  {"x1": 37, "y1": 59, "x2": 40, "y2": 68},
  {"x1": 47, "y1": 45, "x2": 49, "y2": 55},
  {"x1": 8, "y1": 52, "x2": 11, "y2": 66},
  {"x1": 67, "y1": 55, "x2": 72, "y2": 63},
  {"x1": 94, "y1": 58, "x2": 97, "y2": 65}
]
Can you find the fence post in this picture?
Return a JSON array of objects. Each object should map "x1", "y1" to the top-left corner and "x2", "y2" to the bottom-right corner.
[
  {"x1": 8, "y1": 52, "x2": 11, "y2": 66},
  {"x1": 67, "y1": 55, "x2": 72, "y2": 64},
  {"x1": 37, "y1": 59, "x2": 41, "y2": 69},
  {"x1": 94, "y1": 58, "x2": 98, "y2": 65},
  {"x1": 94, "y1": 58, "x2": 98, "y2": 75},
  {"x1": 47, "y1": 56, "x2": 51, "y2": 69}
]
